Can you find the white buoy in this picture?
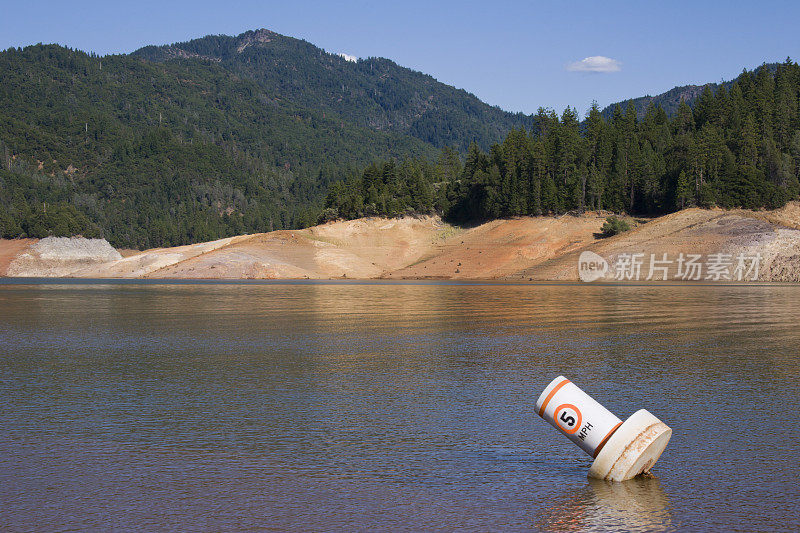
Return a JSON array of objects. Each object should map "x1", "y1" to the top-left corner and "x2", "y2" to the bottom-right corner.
[{"x1": 536, "y1": 376, "x2": 672, "y2": 482}]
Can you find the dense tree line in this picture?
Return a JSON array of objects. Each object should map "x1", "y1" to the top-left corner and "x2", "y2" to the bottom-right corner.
[
  {"x1": 324, "y1": 60, "x2": 800, "y2": 222},
  {"x1": 319, "y1": 148, "x2": 461, "y2": 222}
]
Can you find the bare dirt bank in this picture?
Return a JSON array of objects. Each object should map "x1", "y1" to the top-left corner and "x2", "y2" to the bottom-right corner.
[
  {"x1": 516, "y1": 206, "x2": 800, "y2": 282},
  {"x1": 3, "y1": 203, "x2": 800, "y2": 281},
  {"x1": 384, "y1": 215, "x2": 605, "y2": 279},
  {"x1": 6, "y1": 237, "x2": 122, "y2": 277}
]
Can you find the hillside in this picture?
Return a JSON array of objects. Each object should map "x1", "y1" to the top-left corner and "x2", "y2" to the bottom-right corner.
[
  {"x1": 0, "y1": 29, "x2": 541, "y2": 250},
  {"x1": 601, "y1": 83, "x2": 714, "y2": 120},
  {"x1": 2, "y1": 30, "x2": 798, "y2": 252},
  {"x1": 4, "y1": 203, "x2": 800, "y2": 281},
  {"x1": 326, "y1": 59, "x2": 800, "y2": 229},
  {"x1": 0, "y1": 44, "x2": 437, "y2": 248},
  {"x1": 133, "y1": 29, "x2": 536, "y2": 151}
]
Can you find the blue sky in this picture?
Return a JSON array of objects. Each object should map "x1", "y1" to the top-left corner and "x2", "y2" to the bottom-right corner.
[{"x1": 2, "y1": 1, "x2": 798, "y2": 117}]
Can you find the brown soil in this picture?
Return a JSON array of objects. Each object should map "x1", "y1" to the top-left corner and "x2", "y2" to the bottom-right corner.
[
  {"x1": 117, "y1": 249, "x2": 142, "y2": 258},
  {"x1": 0, "y1": 239, "x2": 36, "y2": 276},
  {"x1": 147, "y1": 217, "x2": 453, "y2": 279},
  {"x1": 386, "y1": 214, "x2": 605, "y2": 279}
]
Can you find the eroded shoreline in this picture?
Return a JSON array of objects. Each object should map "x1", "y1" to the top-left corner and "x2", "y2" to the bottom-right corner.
[{"x1": 4, "y1": 203, "x2": 800, "y2": 282}]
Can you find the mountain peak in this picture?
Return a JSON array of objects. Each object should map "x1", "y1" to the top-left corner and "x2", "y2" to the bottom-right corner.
[
  {"x1": 235, "y1": 28, "x2": 278, "y2": 53},
  {"x1": 133, "y1": 28, "x2": 286, "y2": 63},
  {"x1": 131, "y1": 28, "x2": 536, "y2": 151}
]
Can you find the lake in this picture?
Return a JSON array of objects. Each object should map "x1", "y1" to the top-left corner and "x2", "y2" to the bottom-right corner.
[{"x1": 1, "y1": 280, "x2": 799, "y2": 531}]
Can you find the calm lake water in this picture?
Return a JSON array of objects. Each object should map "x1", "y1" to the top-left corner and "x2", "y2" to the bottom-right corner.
[{"x1": 1, "y1": 280, "x2": 799, "y2": 532}]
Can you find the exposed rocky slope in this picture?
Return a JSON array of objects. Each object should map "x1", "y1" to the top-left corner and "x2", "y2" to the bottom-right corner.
[
  {"x1": 3, "y1": 204, "x2": 800, "y2": 282},
  {"x1": 6, "y1": 237, "x2": 121, "y2": 277}
]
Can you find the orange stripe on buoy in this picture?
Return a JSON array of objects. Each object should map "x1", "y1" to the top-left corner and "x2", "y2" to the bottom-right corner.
[
  {"x1": 538, "y1": 378, "x2": 570, "y2": 417},
  {"x1": 593, "y1": 421, "x2": 622, "y2": 458}
]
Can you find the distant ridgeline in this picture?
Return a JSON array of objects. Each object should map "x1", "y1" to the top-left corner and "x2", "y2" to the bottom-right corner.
[
  {"x1": 0, "y1": 42, "x2": 438, "y2": 248},
  {"x1": 132, "y1": 29, "x2": 536, "y2": 152},
  {"x1": 324, "y1": 60, "x2": 800, "y2": 223},
  {"x1": 0, "y1": 29, "x2": 798, "y2": 248},
  {"x1": 599, "y1": 64, "x2": 780, "y2": 121}
]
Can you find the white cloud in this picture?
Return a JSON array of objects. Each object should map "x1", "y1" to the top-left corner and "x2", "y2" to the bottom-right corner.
[
  {"x1": 337, "y1": 52, "x2": 358, "y2": 63},
  {"x1": 566, "y1": 56, "x2": 622, "y2": 73}
]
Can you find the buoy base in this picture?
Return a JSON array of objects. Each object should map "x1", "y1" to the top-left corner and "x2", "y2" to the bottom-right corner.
[{"x1": 588, "y1": 409, "x2": 672, "y2": 482}]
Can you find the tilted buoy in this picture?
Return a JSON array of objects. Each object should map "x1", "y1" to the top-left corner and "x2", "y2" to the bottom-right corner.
[{"x1": 536, "y1": 376, "x2": 672, "y2": 482}]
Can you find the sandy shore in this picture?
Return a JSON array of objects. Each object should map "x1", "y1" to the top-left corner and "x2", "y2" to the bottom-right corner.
[{"x1": 3, "y1": 203, "x2": 800, "y2": 282}]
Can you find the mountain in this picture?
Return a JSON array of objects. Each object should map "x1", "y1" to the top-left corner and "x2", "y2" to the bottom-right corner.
[
  {"x1": 133, "y1": 29, "x2": 536, "y2": 151},
  {"x1": 1, "y1": 29, "x2": 796, "y2": 250},
  {"x1": 600, "y1": 83, "x2": 715, "y2": 120},
  {"x1": 600, "y1": 63, "x2": 781, "y2": 119},
  {"x1": 324, "y1": 60, "x2": 800, "y2": 224},
  {"x1": 1, "y1": 29, "x2": 541, "y2": 248},
  {"x1": 0, "y1": 43, "x2": 437, "y2": 248}
]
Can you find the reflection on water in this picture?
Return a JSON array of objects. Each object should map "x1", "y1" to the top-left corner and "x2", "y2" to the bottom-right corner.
[
  {"x1": 1, "y1": 281, "x2": 799, "y2": 531},
  {"x1": 537, "y1": 477, "x2": 674, "y2": 532}
]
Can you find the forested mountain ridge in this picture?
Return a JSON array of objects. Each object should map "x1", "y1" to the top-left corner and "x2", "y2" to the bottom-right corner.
[
  {"x1": 601, "y1": 83, "x2": 713, "y2": 121},
  {"x1": 600, "y1": 63, "x2": 780, "y2": 119},
  {"x1": 133, "y1": 29, "x2": 537, "y2": 151},
  {"x1": 0, "y1": 43, "x2": 437, "y2": 247}
]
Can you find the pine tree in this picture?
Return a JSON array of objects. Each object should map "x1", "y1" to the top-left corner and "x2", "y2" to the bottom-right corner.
[{"x1": 676, "y1": 170, "x2": 692, "y2": 209}]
